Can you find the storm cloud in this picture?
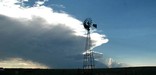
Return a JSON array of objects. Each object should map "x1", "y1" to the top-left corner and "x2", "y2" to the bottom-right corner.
[
  {"x1": 0, "y1": 0, "x2": 109, "y2": 68},
  {"x1": 0, "y1": 15, "x2": 84, "y2": 68}
]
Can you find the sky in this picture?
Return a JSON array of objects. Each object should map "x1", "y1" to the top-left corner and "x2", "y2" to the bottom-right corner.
[
  {"x1": 0, "y1": 0, "x2": 156, "y2": 68},
  {"x1": 54, "y1": 0, "x2": 156, "y2": 66}
]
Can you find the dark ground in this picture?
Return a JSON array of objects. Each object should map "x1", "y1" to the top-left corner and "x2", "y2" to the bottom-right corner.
[{"x1": 0, "y1": 67, "x2": 156, "y2": 75}]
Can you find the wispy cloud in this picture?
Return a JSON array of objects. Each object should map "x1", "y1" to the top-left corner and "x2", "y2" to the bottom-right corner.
[
  {"x1": 99, "y1": 57, "x2": 129, "y2": 68},
  {"x1": 50, "y1": 4, "x2": 66, "y2": 9}
]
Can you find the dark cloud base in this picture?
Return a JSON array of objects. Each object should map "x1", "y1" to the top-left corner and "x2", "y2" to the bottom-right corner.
[{"x1": 0, "y1": 15, "x2": 108, "y2": 68}]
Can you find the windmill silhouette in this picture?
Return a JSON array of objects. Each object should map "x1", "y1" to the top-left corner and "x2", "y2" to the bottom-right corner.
[{"x1": 83, "y1": 18, "x2": 97, "y2": 69}]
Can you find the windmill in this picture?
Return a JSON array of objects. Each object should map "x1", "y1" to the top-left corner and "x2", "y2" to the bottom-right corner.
[{"x1": 83, "y1": 18, "x2": 97, "y2": 69}]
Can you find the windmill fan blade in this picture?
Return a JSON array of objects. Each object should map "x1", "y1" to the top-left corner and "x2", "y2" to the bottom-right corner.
[
  {"x1": 83, "y1": 18, "x2": 92, "y2": 31},
  {"x1": 93, "y1": 24, "x2": 97, "y2": 28}
]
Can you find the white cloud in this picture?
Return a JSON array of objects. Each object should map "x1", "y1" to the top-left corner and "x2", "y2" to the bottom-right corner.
[
  {"x1": 91, "y1": 33, "x2": 109, "y2": 49},
  {"x1": 108, "y1": 58, "x2": 113, "y2": 68},
  {"x1": 98, "y1": 57, "x2": 129, "y2": 68},
  {"x1": 0, "y1": 0, "x2": 109, "y2": 68},
  {"x1": 0, "y1": 58, "x2": 48, "y2": 68},
  {"x1": 34, "y1": 0, "x2": 48, "y2": 6}
]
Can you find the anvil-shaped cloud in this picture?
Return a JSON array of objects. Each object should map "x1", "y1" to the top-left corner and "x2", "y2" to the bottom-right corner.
[{"x1": 0, "y1": 0, "x2": 109, "y2": 68}]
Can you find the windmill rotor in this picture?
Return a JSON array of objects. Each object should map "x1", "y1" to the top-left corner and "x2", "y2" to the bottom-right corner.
[
  {"x1": 83, "y1": 18, "x2": 92, "y2": 31},
  {"x1": 83, "y1": 18, "x2": 97, "y2": 31}
]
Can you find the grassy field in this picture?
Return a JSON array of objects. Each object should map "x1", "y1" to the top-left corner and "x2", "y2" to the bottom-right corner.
[{"x1": 0, "y1": 67, "x2": 156, "y2": 75}]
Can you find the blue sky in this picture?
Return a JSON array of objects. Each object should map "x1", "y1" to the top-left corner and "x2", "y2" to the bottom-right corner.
[{"x1": 46, "y1": 0, "x2": 156, "y2": 66}]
